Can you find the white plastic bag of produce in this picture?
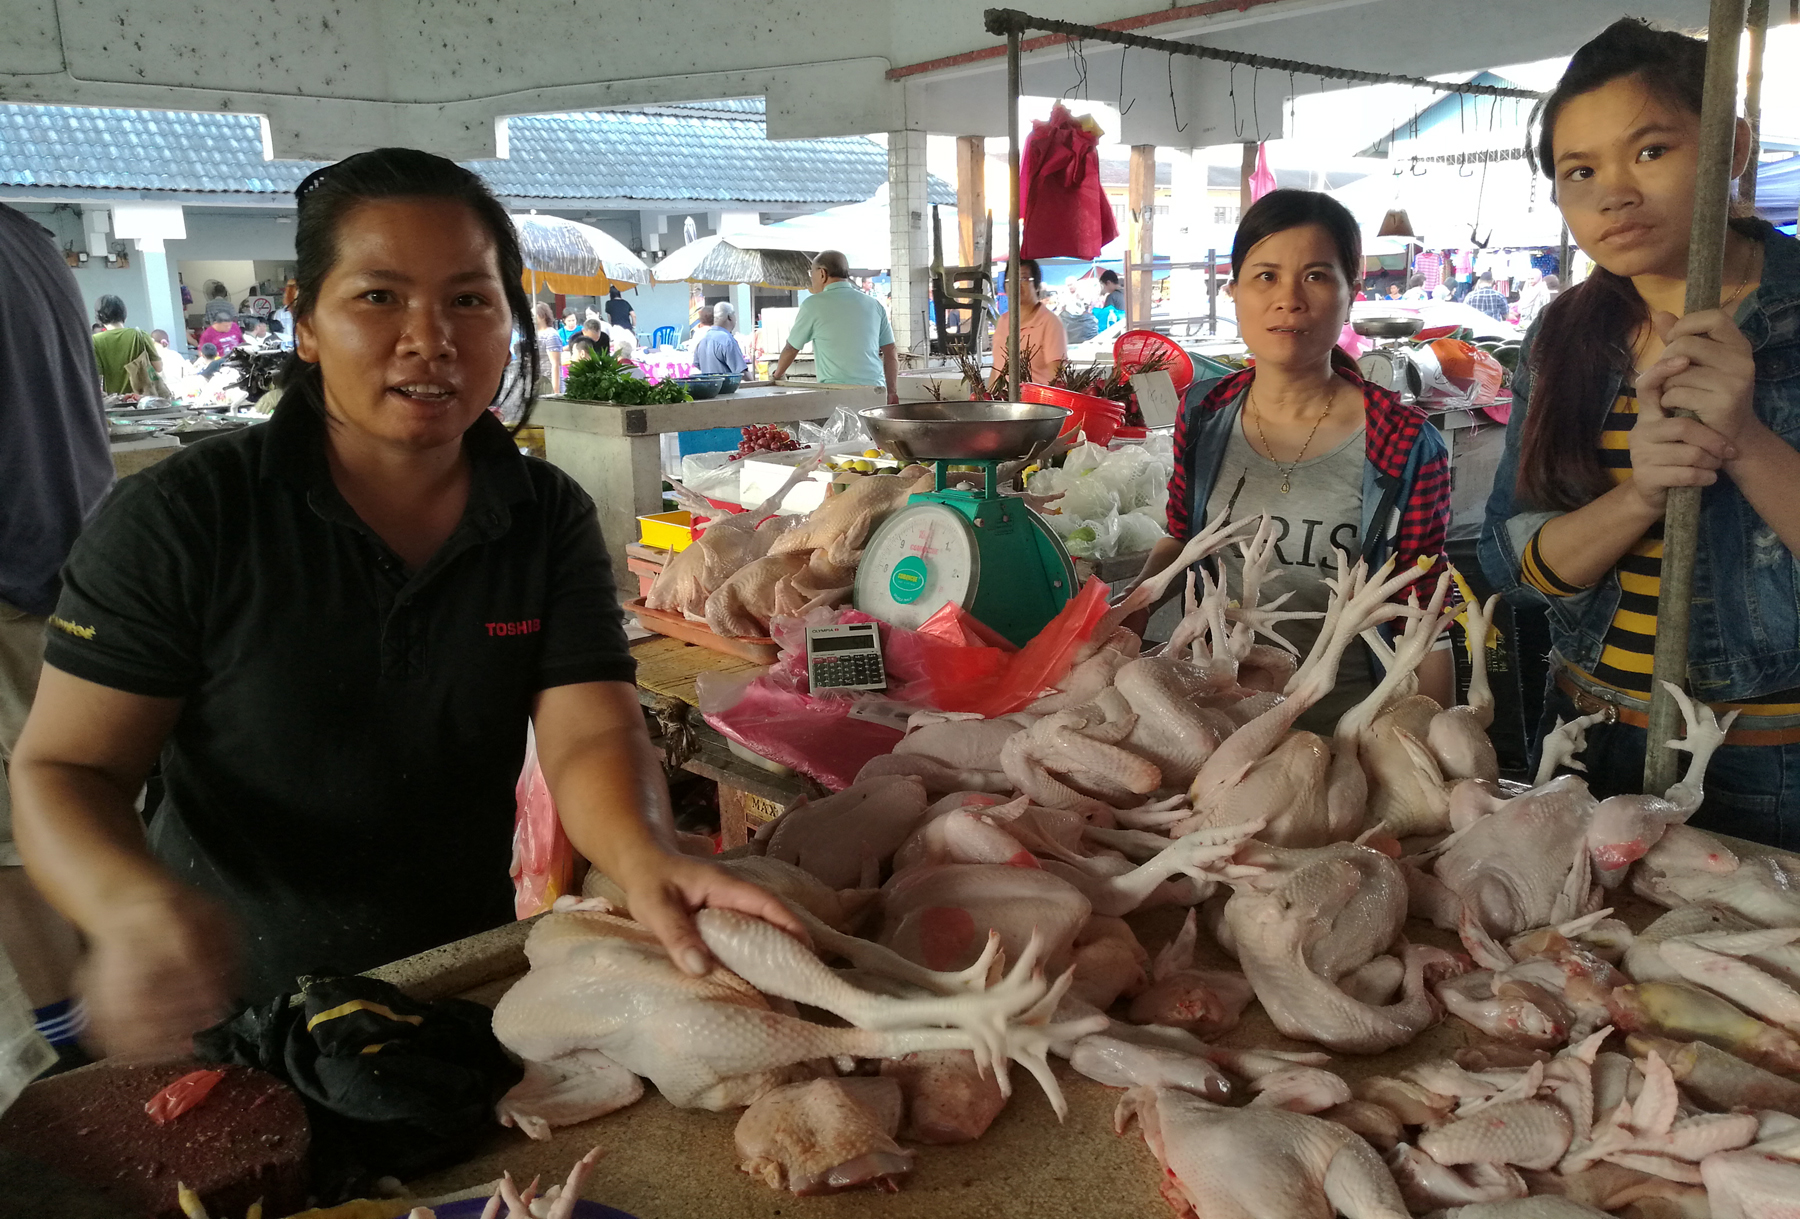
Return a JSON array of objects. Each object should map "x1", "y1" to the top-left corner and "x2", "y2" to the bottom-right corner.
[{"x1": 1116, "y1": 508, "x2": 1167, "y2": 555}]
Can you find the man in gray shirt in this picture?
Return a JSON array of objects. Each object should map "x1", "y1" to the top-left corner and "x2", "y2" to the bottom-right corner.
[{"x1": 0, "y1": 202, "x2": 113, "y2": 1064}]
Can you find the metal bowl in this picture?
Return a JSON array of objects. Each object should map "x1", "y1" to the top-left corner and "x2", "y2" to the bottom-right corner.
[
  {"x1": 1353, "y1": 315, "x2": 1425, "y2": 339},
  {"x1": 860, "y1": 401, "x2": 1070, "y2": 461}
]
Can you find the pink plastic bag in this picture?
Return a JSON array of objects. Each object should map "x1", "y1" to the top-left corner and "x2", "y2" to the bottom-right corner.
[
  {"x1": 509, "y1": 727, "x2": 575, "y2": 919},
  {"x1": 700, "y1": 673, "x2": 903, "y2": 791}
]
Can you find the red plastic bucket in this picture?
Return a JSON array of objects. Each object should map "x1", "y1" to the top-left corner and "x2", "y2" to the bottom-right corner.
[
  {"x1": 1082, "y1": 401, "x2": 1126, "y2": 444},
  {"x1": 1020, "y1": 382, "x2": 1112, "y2": 439}
]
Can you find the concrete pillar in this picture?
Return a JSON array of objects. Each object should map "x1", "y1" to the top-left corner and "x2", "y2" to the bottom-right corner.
[
  {"x1": 733, "y1": 281, "x2": 754, "y2": 366},
  {"x1": 1126, "y1": 145, "x2": 1157, "y2": 328},
  {"x1": 133, "y1": 240, "x2": 182, "y2": 344},
  {"x1": 956, "y1": 136, "x2": 985, "y2": 267},
  {"x1": 887, "y1": 129, "x2": 930, "y2": 358}
]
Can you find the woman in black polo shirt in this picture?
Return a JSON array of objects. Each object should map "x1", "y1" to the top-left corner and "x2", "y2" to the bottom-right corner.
[{"x1": 11, "y1": 149, "x2": 801, "y2": 1059}]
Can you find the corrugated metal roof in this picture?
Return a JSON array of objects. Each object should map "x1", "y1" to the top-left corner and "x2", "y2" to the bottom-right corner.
[{"x1": 0, "y1": 102, "x2": 955, "y2": 207}]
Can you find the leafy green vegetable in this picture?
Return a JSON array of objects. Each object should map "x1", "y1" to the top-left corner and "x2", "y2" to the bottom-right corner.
[{"x1": 563, "y1": 352, "x2": 691, "y2": 405}]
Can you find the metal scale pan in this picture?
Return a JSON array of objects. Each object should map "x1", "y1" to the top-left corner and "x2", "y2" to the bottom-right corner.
[{"x1": 1354, "y1": 315, "x2": 1426, "y2": 402}]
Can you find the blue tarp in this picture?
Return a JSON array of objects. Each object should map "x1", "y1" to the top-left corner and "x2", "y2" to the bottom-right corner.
[{"x1": 1753, "y1": 157, "x2": 1800, "y2": 225}]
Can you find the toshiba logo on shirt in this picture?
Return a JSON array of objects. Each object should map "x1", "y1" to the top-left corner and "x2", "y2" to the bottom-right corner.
[{"x1": 486, "y1": 619, "x2": 541, "y2": 637}]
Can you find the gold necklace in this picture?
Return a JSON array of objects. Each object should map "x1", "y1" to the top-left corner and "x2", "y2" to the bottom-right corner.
[
  {"x1": 1250, "y1": 384, "x2": 1336, "y2": 494},
  {"x1": 1721, "y1": 240, "x2": 1761, "y2": 309}
]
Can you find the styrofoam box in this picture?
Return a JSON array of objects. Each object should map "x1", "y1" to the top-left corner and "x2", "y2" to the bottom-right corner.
[{"x1": 735, "y1": 444, "x2": 904, "y2": 514}]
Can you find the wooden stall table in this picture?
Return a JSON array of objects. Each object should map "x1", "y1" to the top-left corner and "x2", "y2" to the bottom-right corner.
[{"x1": 630, "y1": 634, "x2": 815, "y2": 847}]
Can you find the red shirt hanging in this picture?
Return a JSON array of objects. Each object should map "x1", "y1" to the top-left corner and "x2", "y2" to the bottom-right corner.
[{"x1": 1020, "y1": 104, "x2": 1118, "y2": 261}]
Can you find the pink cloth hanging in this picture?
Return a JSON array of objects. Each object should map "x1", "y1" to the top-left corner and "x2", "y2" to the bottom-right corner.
[{"x1": 1249, "y1": 143, "x2": 1278, "y2": 204}]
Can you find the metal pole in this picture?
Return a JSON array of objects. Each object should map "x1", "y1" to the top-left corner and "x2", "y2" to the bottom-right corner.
[
  {"x1": 1006, "y1": 24, "x2": 1023, "y2": 398},
  {"x1": 1645, "y1": 0, "x2": 1749, "y2": 794},
  {"x1": 1742, "y1": 0, "x2": 1770, "y2": 208},
  {"x1": 1558, "y1": 219, "x2": 1571, "y2": 284},
  {"x1": 1207, "y1": 248, "x2": 1218, "y2": 335}
]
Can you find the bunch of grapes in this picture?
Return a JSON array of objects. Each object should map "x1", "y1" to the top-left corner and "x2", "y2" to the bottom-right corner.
[{"x1": 734, "y1": 424, "x2": 801, "y2": 458}]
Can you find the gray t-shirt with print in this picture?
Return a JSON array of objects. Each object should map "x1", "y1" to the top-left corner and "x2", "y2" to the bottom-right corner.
[{"x1": 1202, "y1": 398, "x2": 1370, "y2": 734}]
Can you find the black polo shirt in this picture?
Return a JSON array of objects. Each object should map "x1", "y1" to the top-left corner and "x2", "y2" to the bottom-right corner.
[{"x1": 45, "y1": 400, "x2": 635, "y2": 1002}]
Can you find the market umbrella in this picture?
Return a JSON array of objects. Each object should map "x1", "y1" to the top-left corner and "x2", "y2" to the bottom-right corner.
[
  {"x1": 511, "y1": 213, "x2": 651, "y2": 296},
  {"x1": 650, "y1": 235, "x2": 816, "y2": 290}
]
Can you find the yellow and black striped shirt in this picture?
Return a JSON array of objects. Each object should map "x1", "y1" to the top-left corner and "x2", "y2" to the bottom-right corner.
[{"x1": 1521, "y1": 390, "x2": 1800, "y2": 714}]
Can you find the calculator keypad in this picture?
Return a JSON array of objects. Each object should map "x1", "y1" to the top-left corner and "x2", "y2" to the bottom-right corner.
[{"x1": 811, "y1": 652, "x2": 886, "y2": 689}]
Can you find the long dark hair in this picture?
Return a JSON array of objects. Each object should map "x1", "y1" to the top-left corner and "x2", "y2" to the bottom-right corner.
[
  {"x1": 1515, "y1": 20, "x2": 1758, "y2": 510},
  {"x1": 277, "y1": 147, "x2": 538, "y2": 426},
  {"x1": 1230, "y1": 188, "x2": 1364, "y2": 375}
]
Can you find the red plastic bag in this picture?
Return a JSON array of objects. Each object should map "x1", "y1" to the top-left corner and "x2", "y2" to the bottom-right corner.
[
  {"x1": 510, "y1": 726, "x2": 575, "y2": 919},
  {"x1": 1020, "y1": 104, "x2": 1118, "y2": 260},
  {"x1": 935, "y1": 577, "x2": 1111, "y2": 718},
  {"x1": 1429, "y1": 338, "x2": 1505, "y2": 404},
  {"x1": 144, "y1": 1069, "x2": 225, "y2": 1125}
]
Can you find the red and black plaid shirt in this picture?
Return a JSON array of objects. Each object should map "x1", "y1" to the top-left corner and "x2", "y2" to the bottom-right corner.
[{"x1": 1167, "y1": 366, "x2": 1450, "y2": 575}]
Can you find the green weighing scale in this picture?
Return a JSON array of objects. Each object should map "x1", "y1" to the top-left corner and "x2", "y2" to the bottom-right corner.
[{"x1": 854, "y1": 402, "x2": 1077, "y2": 648}]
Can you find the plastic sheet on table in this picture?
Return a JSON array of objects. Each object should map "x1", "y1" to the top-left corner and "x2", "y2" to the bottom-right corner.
[
  {"x1": 703, "y1": 581, "x2": 1110, "y2": 787},
  {"x1": 698, "y1": 670, "x2": 903, "y2": 792}
]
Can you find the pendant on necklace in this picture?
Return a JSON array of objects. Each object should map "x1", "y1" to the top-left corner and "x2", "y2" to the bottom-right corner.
[{"x1": 1280, "y1": 478, "x2": 1292, "y2": 494}]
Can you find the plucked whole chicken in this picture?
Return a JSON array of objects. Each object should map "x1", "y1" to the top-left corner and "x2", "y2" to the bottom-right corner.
[
  {"x1": 492, "y1": 511, "x2": 1800, "y2": 1216},
  {"x1": 645, "y1": 461, "x2": 931, "y2": 637}
]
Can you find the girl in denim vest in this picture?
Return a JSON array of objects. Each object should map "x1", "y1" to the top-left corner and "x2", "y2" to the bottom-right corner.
[{"x1": 1481, "y1": 19, "x2": 1800, "y2": 848}]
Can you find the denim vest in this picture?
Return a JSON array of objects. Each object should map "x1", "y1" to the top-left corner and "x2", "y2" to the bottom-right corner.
[
  {"x1": 1478, "y1": 226, "x2": 1800, "y2": 705},
  {"x1": 1181, "y1": 383, "x2": 1447, "y2": 573}
]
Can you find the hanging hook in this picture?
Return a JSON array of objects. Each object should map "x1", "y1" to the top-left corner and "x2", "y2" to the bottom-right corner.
[
  {"x1": 1171, "y1": 54, "x2": 1189, "y2": 134},
  {"x1": 1227, "y1": 62, "x2": 1241, "y2": 139},
  {"x1": 1117, "y1": 46, "x2": 1135, "y2": 117}
]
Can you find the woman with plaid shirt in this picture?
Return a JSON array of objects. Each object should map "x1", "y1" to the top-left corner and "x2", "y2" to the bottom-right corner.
[{"x1": 1130, "y1": 190, "x2": 1451, "y2": 732}]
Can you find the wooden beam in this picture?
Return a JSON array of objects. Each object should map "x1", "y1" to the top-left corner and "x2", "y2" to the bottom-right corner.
[
  {"x1": 957, "y1": 136, "x2": 986, "y2": 267},
  {"x1": 1645, "y1": 0, "x2": 1749, "y2": 794},
  {"x1": 1127, "y1": 145, "x2": 1157, "y2": 328},
  {"x1": 1239, "y1": 141, "x2": 1258, "y2": 217},
  {"x1": 1741, "y1": 0, "x2": 1770, "y2": 207}
]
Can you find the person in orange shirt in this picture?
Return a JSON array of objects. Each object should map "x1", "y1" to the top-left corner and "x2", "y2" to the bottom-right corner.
[{"x1": 991, "y1": 258, "x2": 1068, "y2": 390}]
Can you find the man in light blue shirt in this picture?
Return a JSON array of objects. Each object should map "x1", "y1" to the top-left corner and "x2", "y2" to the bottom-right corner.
[
  {"x1": 693, "y1": 301, "x2": 748, "y2": 377},
  {"x1": 770, "y1": 250, "x2": 899, "y2": 403}
]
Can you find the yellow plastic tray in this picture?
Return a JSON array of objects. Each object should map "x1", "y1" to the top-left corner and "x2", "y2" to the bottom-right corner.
[{"x1": 637, "y1": 510, "x2": 698, "y2": 552}]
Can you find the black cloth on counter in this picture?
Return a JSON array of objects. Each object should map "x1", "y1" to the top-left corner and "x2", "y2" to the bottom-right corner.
[
  {"x1": 195, "y1": 974, "x2": 522, "y2": 1201},
  {"x1": 43, "y1": 395, "x2": 637, "y2": 1001}
]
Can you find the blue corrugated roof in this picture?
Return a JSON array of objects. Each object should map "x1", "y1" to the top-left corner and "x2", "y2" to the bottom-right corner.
[{"x1": 0, "y1": 102, "x2": 954, "y2": 207}]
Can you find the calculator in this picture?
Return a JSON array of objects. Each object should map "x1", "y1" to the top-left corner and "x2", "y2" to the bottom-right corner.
[{"x1": 805, "y1": 621, "x2": 888, "y2": 691}]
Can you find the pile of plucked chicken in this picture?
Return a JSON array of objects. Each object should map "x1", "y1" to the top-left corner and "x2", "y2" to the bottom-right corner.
[
  {"x1": 644, "y1": 459, "x2": 936, "y2": 638},
  {"x1": 497, "y1": 512, "x2": 1800, "y2": 1218}
]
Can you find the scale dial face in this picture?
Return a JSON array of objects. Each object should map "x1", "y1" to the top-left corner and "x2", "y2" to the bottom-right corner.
[{"x1": 854, "y1": 502, "x2": 979, "y2": 631}]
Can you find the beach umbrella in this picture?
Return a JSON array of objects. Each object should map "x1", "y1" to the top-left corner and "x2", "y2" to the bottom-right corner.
[
  {"x1": 650, "y1": 236, "x2": 816, "y2": 290},
  {"x1": 512, "y1": 214, "x2": 650, "y2": 296}
]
